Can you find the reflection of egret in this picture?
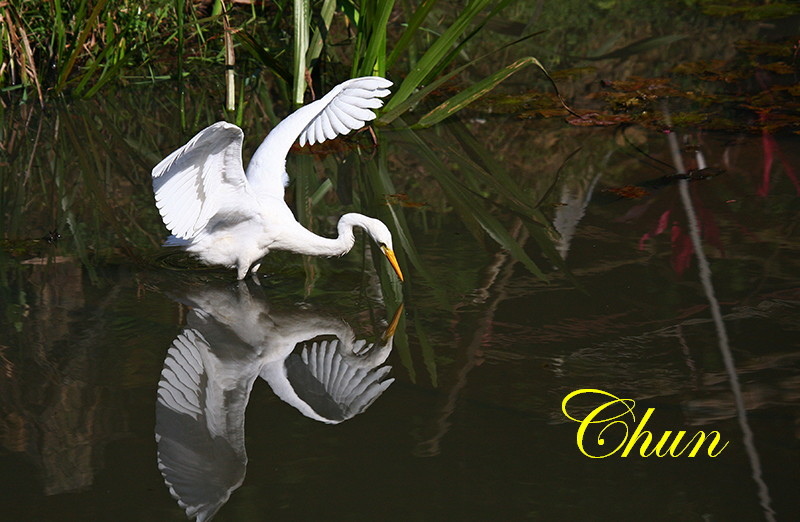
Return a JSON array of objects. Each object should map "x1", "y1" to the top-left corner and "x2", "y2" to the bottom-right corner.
[
  {"x1": 152, "y1": 77, "x2": 404, "y2": 281},
  {"x1": 155, "y1": 282, "x2": 399, "y2": 521}
]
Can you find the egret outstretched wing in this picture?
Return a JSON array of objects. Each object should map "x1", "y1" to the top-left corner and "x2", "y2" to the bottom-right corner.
[
  {"x1": 245, "y1": 77, "x2": 392, "y2": 199},
  {"x1": 152, "y1": 122, "x2": 256, "y2": 240},
  {"x1": 297, "y1": 76, "x2": 392, "y2": 147}
]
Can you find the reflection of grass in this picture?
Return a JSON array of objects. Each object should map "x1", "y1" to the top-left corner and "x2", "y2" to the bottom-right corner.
[{"x1": 0, "y1": 99, "x2": 166, "y2": 274}]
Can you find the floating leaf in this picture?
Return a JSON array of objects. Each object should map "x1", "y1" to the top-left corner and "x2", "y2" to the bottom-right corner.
[
  {"x1": 703, "y1": 3, "x2": 800, "y2": 20},
  {"x1": 566, "y1": 112, "x2": 633, "y2": 126},
  {"x1": 604, "y1": 185, "x2": 650, "y2": 199}
]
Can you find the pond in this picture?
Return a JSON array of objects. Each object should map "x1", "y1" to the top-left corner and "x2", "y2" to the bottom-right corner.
[{"x1": 1, "y1": 4, "x2": 799, "y2": 521}]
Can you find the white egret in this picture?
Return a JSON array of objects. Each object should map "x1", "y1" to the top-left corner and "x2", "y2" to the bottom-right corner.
[{"x1": 152, "y1": 76, "x2": 404, "y2": 281}]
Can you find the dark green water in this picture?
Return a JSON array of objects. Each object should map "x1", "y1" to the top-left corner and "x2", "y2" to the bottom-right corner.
[{"x1": 2, "y1": 7, "x2": 799, "y2": 521}]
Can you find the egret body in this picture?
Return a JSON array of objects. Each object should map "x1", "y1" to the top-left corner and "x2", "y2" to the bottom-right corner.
[{"x1": 152, "y1": 77, "x2": 403, "y2": 281}]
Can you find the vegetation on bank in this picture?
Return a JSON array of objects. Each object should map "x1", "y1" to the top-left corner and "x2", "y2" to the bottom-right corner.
[
  {"x1": 1, "y1": 0, "x2": 552, "y2": 112},
  {"x1": 1, "y1": 0, "x2": 571, "y2": 289}
]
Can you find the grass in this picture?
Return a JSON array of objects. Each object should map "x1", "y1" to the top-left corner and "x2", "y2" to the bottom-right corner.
[
  {"x1": 2, "y1": 1, "x2": 552, "y2": 111},
  {"x1": 2, "y1": 0, "x2": 177, "y2": 100},
  {"x1": 0, "y1": 1, "x2": 618, "y2": 304}
]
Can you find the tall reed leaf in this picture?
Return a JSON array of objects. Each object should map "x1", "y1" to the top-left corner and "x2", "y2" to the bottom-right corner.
[
  {"x1": 57, "y1": 0, "x2": 110, "y2": 92},
  {"x1": 415, "y1": 56, "x2": 542, "y2": 127},
  {"x1": 385, "y1": 0, "x2": 493, "y2": 110},
  {"x1": 356, "y1": 1, "x2": 395, "y2": 76},
  {"x1": 386, "y1": 0, "x2": 439, "y2": 69},
  {"x1": 293, "y1": 0, "x2": 310, "y2": 105},
  {"x1": 397, "y1": 124, "x2": 547, "y2": 280},
  {"x1": 377, "y1": 32, "x2": 543, "y2": 125},
  {"x1": 234, "y1": 30, "x2": 292, "y2": 84},
  {"x1": 306, "y1": 0, "x2": 336, "y2": 66}
]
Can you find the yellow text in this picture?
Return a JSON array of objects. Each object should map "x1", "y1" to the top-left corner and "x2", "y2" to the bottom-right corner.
[{"x1": 561, "y1": 389, "x2": 729, "y2": 458}]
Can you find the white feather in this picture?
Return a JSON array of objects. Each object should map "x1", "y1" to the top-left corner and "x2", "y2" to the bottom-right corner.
[{"x1": 152, "y1": 122, "x2": 256, "y2": 240}]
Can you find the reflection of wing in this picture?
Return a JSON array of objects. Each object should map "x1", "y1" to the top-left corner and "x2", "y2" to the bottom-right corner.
[
  {"x1": 262, "y1": 339, "x2": 394, "y2": 424},
  {"x1": 155, "y1": 329, "x2": 249, "y2": 522},
  {"x1": 155, "y1": 280, "x2": 397, "y2": 520}
]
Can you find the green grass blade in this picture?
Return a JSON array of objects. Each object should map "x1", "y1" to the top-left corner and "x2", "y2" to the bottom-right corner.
[
  {"x1": 386, "y1": 0, "x2": 438, "y2": 69},
  {"x1": 306, "y1": 0, "x2": 336, "y2": 65},
  {"x1": 74, "y1": 11, "x2": 142, "y2": 97},
  {"x1": 377, "y1": 32, "x2": 543, "y2": 125},
  {"x1": 293, "y1": 0, "x2": 310, "y2": 105},
  {"x1": 175, "y1": 0, "x2": 186, "y2": 129},
  {"x1": 358, "y1": 144, "x2": 457, "y2": 307},
  {"x1": 445, "y1": 119, "x2": 578, "y2": 275},
  {"x1": 310, "y1": 178, "x2": 333, "y2": 206},
  {"x1": 358, "y1": 0, "x2": 396, "y2": 76},
  {"x1": 293, "y1": 154, "x2": 319, "y2": 294},
  {"x1": 338, "y1": 0, "x2": 360, "y2": 27},
  {"x1": 385, "y1": 0, "x2": 493, "y2": 110},
  {"x1": 416, "y1": 56, "x2": 538, "y2": 127},
  {"x1": 438, "y1": 144, "x2": 545, "y2": 222},
  {"x1": 581, "y1": 34, "x2": 687, "y2": 61},
  {"x1": 397, "y1": 123, "x2": 548, "y2": 280},
  {"x1": 57, "y1": 0, "x2": 110, "y2": 91},
  {"x1": 234, "y1": 29, "x2": 292, "y2": 84},
  {"x1": 418, "y1": 0, "x2": 517, "y2": 85},
  {"x1": 364, "y1": 147, "x2": 428, "y2": 279}
]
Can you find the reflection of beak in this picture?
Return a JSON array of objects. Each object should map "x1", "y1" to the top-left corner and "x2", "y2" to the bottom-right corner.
[
  {"x1": 380, "y1": 246, "x2": 404, "y2": 282},
  {"x1": 382, "y1": 303, "x2": 405, "y2": 341}
]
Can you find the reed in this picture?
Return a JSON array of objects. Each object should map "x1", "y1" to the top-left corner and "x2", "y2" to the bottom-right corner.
[
  {"x1": 3, "y1": 1, "x2": 540, "y2": 109},
  {"x1": 1, "y1": 0, "x2": 178, "y2": 100},
  {"x1": 1, "y1": 1, "x2": 570, "y2": 286}
]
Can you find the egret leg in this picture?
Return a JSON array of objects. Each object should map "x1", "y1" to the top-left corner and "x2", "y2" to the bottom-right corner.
[{"x1": 249, "y1": 262, "x2": 262, "y2": 285}]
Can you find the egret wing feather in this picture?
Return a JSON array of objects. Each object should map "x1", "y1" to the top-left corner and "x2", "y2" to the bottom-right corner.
[
  {"x1": 245, "y1": 77, "x2": 392, "y2": 199},
  {"x1": 152, "y1": 122, "x2": 256, "y2": 240}
]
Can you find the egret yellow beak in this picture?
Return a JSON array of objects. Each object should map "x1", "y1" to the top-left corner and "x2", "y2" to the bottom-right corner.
[
  {"x1": 380, "y1": 245, "x2": 404, "y2": 281},
  {"x1": 382, "y1": 304, "x2": 405, "y2": 341}
]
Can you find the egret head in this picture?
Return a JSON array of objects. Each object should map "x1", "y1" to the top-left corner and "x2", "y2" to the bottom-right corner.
[{"x1": 343, "y1": 214, "x2": 404, "y2": 282}]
